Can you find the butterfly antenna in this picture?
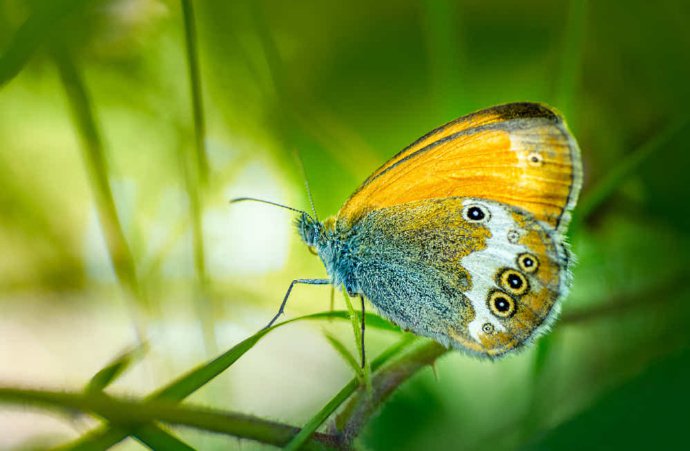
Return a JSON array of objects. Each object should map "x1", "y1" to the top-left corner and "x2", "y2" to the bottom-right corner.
[
  {"x1": 293, "y1": 150, "x2": 319, "y2": 221},
  {"x1": 229, "y1": 197, "x2": 309, "y2": 216}
]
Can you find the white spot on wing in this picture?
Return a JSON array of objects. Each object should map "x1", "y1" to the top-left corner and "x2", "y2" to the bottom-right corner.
[{"x1": 460, "y1": 200, "x2": 527, "y2": 341}]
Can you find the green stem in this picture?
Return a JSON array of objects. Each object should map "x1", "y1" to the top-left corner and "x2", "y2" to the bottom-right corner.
[
  {"x1": 285, "y1": 335, "x2": 417, "y2": 451},
  {"x1": 60, "y1": 311, "x2": 397, "y2": 449},
  {"x1": 333, "y1": 339, "x2": 447, "y2": 444},
  {"x1": 133, "y1": 424, "x2": 195, "y2": 451},
  {"x1": 0, "y1": 0, "x2": 93, "y2": 87},
  {"x1": 52, "y1": 44, "x2": 144, "y2": 338},
  {"x1": 0, "y1": 388, "x2": 336, "y2": 450},
  {"x1": 180, "y1": 0, "x2": 216, "y2": 355},
  {"x1": 181, "y1": 0, "x2": 210, "y2": 183}
]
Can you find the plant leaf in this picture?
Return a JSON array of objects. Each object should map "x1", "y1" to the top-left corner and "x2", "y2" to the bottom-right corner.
[
  {"x1": 0, "y1": 387, "x2": 331, "y2": 450},
  {"x1": 86, "y1": 344, "x2": 147, "y2": 393},
  {"x1": 61, "y1": 310, "x2": 398, "y2": 449},
  {"x1": 324, "y1": 332, "x2": 362, "y2": 377},
  {"x1": 284, "y1": 334, "x2": 418, "y2": 451},
  {"x1": 0, "y1": 0, "x2": 94, "y2": 88},
  {"x1": 133, "y1": 424, "x2": 195, "y2": 451}
]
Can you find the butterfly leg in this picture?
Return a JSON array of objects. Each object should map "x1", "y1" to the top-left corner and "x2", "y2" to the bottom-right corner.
[
  {"x1": 360, "y1": 295, "x2": 366, "y2": 368},
  {"x1": 264, "y1": 278, "x2": 331, "y2": 329}
]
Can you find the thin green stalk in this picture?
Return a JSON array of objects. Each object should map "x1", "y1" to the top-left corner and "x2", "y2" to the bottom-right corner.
[
  {"x1": 60, "y1": 310, "x2": 399, "y2": 449},
  {"x1": 84, "y1": 345, "x2": 194, "y2": 449},
  {"x1": 179, "y1": 139, "x2": 216, "y2": 355},
  {"x1": 324, "y1": 333, "x2": 362, "y2": 377},
  {"x1": 133, "y1": 424, "x2": 195, "y2": 451},
  {"x1": 341, "y1": 287, "x2": 371, "y2": 391},
  {"x1": 86, "y1": 344, "x2": 147, "y2": 393},
  {"x1": 0, "y1": 387, "x2": 336, "y2": 450},
  {"x1": 285, "y1": 334, "x2": 418, "y2": 451},
  {"x1": 52, "y1": 44, "x2": 144, "y2": 338},
  {"x1": 181, "y1": 0, "x2": 210, "y2": 183},
  {"x1": 333, "y1": 339, "x2": 447, "y2": 444},
  {"x1": 0, "y1": 0, "x2": 93, "y2": 87},
  {"x1": 179, "y1": 0, "x2": 215, "y2": 355}
]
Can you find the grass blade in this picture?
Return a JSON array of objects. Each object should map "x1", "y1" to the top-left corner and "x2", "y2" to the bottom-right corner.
[
  {"x1": 84, "y1": 344, "x2": 195, "y2": 450},
  {"x1": 53, "y1": 44, "x2": 144, "y2": 338},
  {"x1": 86, "y1": 344, "x2": 147, "y2": 393},
  {"x1": 284, "y1": 334, "x2": 418, "y2": 451},
  {"x1": 152, "y1": 310, "x2": 395, "y2": 401},
  {"x1": 61, "y1": 310, "x2": 398, "y2": 449},
  {"x1": 340, "y1": 288, "x2": 371, "y2": 389},
  {"x1": 180, "y1": 0, "x2": 210, "y2": 183},
  {"x1": 0, "y1": 387, "x2": 335, "y2": 450},
  {"x1": 0, "y1": 0, "x2": 93, "y2": 87},
  {"x1": 179, "y1": 0, "x2": 216, "y2": 355},
  {"x1": 324, "y1": 332, "x2": 362, "y2": 377},
  {"x1": 133, "y1": 424, "x2": 195, "y2": 450}
]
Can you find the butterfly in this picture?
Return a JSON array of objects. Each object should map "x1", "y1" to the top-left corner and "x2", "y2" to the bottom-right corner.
[{"x1": 235, "y1": 102, "x2": 582, "y2": 359}]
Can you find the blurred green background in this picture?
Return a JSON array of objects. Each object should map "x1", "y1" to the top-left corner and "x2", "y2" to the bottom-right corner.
[{"x1": 1, "y1": 0, "x2": 690, "y2": 449}]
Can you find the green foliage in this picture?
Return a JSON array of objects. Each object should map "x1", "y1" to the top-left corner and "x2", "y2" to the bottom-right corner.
[{"x1": 85, "y1": 344, "x2": 148, "y2": 393}]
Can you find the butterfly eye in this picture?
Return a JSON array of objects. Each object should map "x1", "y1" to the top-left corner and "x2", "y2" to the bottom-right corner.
[
  {"x1": 463, "y1": 204, "x2": 490, "y2": 223},
  {"x1": 517, "y1": 253, "x2": 539, "y2": 273},
  {"x1": 488, "y1": 291, "x2": 516, "y2": 318},
  {"x1": 499, "y1": 269, "x2": 529, "y2": 296},
  {"x1": 527, "y1": 152, "x2": 543, "y2": 167}
]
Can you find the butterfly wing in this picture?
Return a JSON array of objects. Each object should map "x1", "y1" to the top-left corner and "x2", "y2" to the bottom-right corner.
[
  {"x1": 338, "y1": 103, "x2": 582, "y2": 235},
  {"x1": 345, "y1": 197, "x2": 568, "y2": 356}
]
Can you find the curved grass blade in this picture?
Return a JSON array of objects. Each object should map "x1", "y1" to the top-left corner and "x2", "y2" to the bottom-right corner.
[
  {"x1": 86, "y1": 344, "x2": 147, "y2": 393},
  {"x1": 133, "y1": 424, "x2": 195, "y2": 451},
  {"x1": 83, "y1": 345, "x2": 195, "y2": 450},
  {"x1": 324, "y1": 332, "x2": 362, "y2": 378},
  {"x1": 340, "y1": 288, "x2": 372, "y2": 392},
  {"x1": 61, "y1": 310, "x2": 399, "y2": 449},
  {"x1": 179, "y1": 0, "x2": 215, "y2": 356},
  {"x1": 152, "y1": 310, "x2": 397, "y2": 401},
  {"x1": 0, "y1": 0, "x2": 94, "y2": 87},
  {"x1": 0, "y1": 387, "x2": 334, "y2": 450},
  {"x1": 284, "y1": 334, "x2": 418, "y2": 451},
  {"x1": 52, "y1": 44, "x2": 145, "y2": 343}
]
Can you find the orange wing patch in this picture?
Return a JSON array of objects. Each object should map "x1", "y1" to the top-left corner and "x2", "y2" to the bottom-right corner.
[{"x1": 338, "y1": 103, "x2": 582, "y2": 234}]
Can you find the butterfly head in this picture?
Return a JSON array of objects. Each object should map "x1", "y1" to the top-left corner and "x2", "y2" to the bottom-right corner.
[
  {"x1": 296, "y1": 213, "x2": 338, "y2": 254},
  {"x1": 296, "y1": 212, "x2": 324, "y2": 249}
]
